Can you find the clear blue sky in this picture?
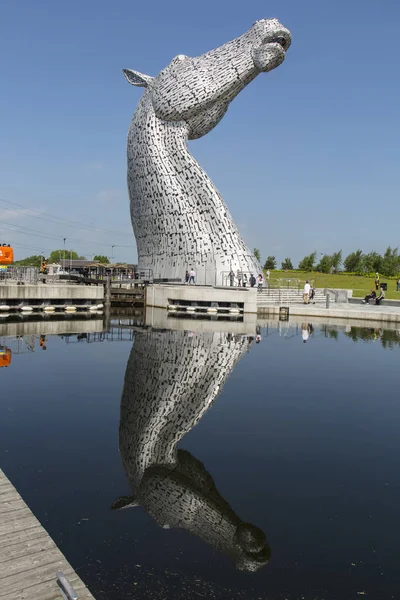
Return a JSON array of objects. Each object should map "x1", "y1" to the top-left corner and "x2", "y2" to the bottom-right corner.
[{"x1": 1, "y1": 0, "x2": 399, "y2": 265}]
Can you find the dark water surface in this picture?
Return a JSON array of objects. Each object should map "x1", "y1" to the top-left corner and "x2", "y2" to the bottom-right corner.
[{"x1": 1, "y1": 320, "x2": 400, "y2": 600}]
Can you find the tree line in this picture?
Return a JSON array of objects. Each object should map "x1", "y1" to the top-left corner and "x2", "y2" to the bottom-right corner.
[
  {"x1": 253, "y1": 247, "x2": 400, "y2": 277},
  {"x1": 14, "y1": 250, "x2": 110, "y2": 268}
]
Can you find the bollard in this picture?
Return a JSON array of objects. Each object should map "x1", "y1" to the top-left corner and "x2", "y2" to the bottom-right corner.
[{"x1": 56, "y1": 571, "x2": 78, "y2": 600}]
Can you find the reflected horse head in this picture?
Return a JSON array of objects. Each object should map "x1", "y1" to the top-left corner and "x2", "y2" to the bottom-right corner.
[{"x1": 112, "y1": 329, "x2": 270, "y2": 571}]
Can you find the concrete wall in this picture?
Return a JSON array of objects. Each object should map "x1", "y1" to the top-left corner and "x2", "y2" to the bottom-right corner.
[
  {"x1": 0, "y1": 285, "x2": 103, "y2": 301},
  {"x1": 324, "y1": 288, "x2": 352, "y2": 302},
  {"x1": 258, "y1": 305, "x2": 400, "y2": 325},
  {"x1": 145, "y1": 284, "x2": 258, "y2": 313}
]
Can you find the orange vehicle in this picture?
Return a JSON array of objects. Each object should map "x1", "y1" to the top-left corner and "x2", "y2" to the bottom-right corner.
[
  {"x1": 0, "y1": 243, "x2": 14, "y2": 266},
  {"x1": 0, "y1": 347, "x2": 12, "y2": 368}
]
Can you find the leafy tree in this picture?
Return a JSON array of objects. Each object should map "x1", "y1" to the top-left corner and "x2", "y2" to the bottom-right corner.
[
  {"x1": 343, "y1": 250, "x2": 363, "y2": 273},
  {"x1": 381, "y1": 246, "x2": 400, "y2": 277},
  {"x1": 264, "y1": 256, "x2": 276, "y2": 270},
  {"x1": 281, "y1": 257, "x2": 293, "y2": 270},
  {"x1": 49, "y1": 249, "x2": 81, "y2": 263},
  {"x1": 298, "y1": 251, "x2": 317, "y2": 271},
  {"x1": 253, "y1": 248, "x2": 261, "y2": 263},
  {"x1": 93, "y1": 255, "x2": 110, "y2": 264},
  {"x1": 316, "y1": 254, "x2": 333, "y2": 274},
  {"x1": 331, "y1": 250, "x2": 342, "y2": 272},
  {"x1": 14, "y1": 255, "x2": 42, "y2": 268},
  {"x1": 362, "y1": 251, "x2": 383, "y2": 274}
]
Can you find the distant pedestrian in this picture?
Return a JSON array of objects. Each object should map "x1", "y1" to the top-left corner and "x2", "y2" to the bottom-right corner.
[
  {"x1": 237, "y1": 270, "x2": 242, "y2": 287},
  {"x1": 229, "y1": 270, "x2": 235, "y2": 286},
  {"x1": 266, "y1": 270, "x2": 270, "y2": 280},
  {"x1": 250, "y1": 274, "x2": 256, "y2": 288},
  {"x1": 242, "y1": 273, "x2": 248, "y2": 288},
  {"x1": 375, "y1": 272, "x2": 380, "y2": 291},
  {"x1": 185, "y1": 270, "x2": 190, "y2": 284},
  {"x1": 309, "y1": 287, "x2": 316, "y2": 304},
  {"x1": 189, "y1": 269, "x2": 196, "y2": 284},
  {"x1": 397, "y1": 278, "x2": 400, "y2": 292},
  {"x1": 303, "y1": 280, "x2": 311, "y2": 304},
  {"x1": 257, "y1": 273, "x2": 263, "y2": 291}
]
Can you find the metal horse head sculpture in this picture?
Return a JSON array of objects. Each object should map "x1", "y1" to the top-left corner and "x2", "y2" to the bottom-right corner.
[{"x1": 124, "y1": 19, "x2": 291, "y2": 284}]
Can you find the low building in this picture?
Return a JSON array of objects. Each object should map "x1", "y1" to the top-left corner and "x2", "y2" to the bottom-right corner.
[{"x1": 52, "y1": 260, "x2": 138, "y2": 280}]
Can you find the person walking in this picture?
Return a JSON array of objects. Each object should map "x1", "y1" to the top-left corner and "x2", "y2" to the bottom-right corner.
[
  {"x1": 236, "y1": 270, "x2": 242, "y2": 287},
  {"x1": 375, "y1": 272, "x2": 380, "y2": 291},
  {"x1": 242, "y1": 273, "x2": 248, "y2": 287},
  {"x1": 188, "y1": 269, "x2": 196, "y2": 285},
  {"x1": 397, "y1": 278, "x2": 400, "y2": 292},
  {"x1": 266, "y1": 269, "x2": 270, "y2": 280},
  {"x1": 185, "y1": 270, "x2": 190, "y2": 284},
  {"x1": 229, "y1": 270, "x2": 235, "y2": 286},
  {"x1": 303, "y1": 280, "x2": 311, "y2": 304},
  {"x1": 257, "y1": 273, "x2": 263, "y2": 292},
  {"x1": 250, "y1": 274, "x2": 256, "y2": 288}
]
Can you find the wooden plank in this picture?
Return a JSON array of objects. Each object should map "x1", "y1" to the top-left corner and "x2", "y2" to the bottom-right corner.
[
  {"x1": 0, "y1": 490, "x2": 23, "y2": 502},
  {"x1": 0, "y1": 524, "x2": 44, "y2": 549},
  {"x1": 0, "y1": 469, "x2": 95, "y2": 599},
  {"x1": 0, "y1": 514, "x2": 39, "y2": 537},
  {"x1": 0, "y1": 547, "x2": 71, "y2": 579},
  {"x1": 0, "y1": 498, "x2": 26, "y2": 513},
  {"x1": 0, "y1": 560, "x2": 75, "y2": 596},
  {"x1": 0, "y1": 573, "x2": 91, "y2": 600},
  {"x1": 0, "y1": 506, "x2": 32, "y2": 519},
  {"x1": 0, "y1": 531, "x2": 53, "y2": 562}
]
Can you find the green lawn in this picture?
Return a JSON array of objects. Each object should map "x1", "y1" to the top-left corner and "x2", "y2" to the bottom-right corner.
[{"x1": 266, "y1": 270, "x2": 400, "y2": 299}]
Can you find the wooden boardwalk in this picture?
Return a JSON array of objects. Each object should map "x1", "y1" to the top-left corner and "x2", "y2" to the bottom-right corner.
[{"x1": 0, "y1": 469, "x2": 95, "y2": 600}]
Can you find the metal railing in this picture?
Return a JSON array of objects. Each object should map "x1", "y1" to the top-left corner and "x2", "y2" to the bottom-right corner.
[
  {"x1": 220, "y1": 271, "x2": 261, "y2": 287},
  {"x1": 0, "y1": 266, "x2": 39, "y2": 284}
]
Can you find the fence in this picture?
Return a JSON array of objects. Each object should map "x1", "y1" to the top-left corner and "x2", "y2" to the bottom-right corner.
[{"x1": 0, "y1": 266, "x2": 39, "y2": 284}]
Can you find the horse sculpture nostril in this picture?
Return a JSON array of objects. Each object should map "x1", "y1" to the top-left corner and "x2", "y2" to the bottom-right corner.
[{"x1": 276, "y1": 37, "x2": 287, "y2": 49}]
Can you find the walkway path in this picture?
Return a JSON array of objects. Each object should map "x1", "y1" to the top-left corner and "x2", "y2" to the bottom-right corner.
[
  {"x1": 258, "y1": 300, "x2": 400, "y2": 324},
  {"x1": 0, "y1": 468, "x2": 95, "y2": 600}
]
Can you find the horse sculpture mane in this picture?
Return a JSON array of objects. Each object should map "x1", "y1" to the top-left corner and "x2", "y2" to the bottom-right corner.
[{"x1": 123, "y1": 18, "x2": 291, "y2": 284}]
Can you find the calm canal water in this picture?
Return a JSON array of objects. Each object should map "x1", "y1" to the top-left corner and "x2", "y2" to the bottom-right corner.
[{"x1": 1, "y1": 318, "x2": 400, "y2": 600}]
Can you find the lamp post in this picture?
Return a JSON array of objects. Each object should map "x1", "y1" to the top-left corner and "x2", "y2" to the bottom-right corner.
[
  {"x1": 63, "y1": 238, "x2": 67, "y2": 270},
  {"x1": 111, "y1": 245, "x2": 115, "y2": 263}
]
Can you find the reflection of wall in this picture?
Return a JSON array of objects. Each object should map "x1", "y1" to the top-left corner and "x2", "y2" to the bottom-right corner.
[{"x1": 113, "y1": 329, "x2": 270, "y2": 571}]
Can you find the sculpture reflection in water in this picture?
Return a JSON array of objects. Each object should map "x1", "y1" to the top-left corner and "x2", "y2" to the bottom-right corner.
[{"x1": 112, "y1": 329, "x2": 270, "y2": 572}]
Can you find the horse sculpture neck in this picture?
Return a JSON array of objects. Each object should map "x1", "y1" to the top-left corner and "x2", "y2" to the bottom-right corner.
[{"x1": 127, "y1": 92, "x2": 257, "y2": 283}]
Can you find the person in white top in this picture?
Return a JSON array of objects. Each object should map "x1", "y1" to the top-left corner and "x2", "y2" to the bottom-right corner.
[
  {"x1": 188, "y1": 269, "x2": 196, "y2": 284},
  {"x1": 303, "y1": 280, "x2": 311, "y2": 304}
]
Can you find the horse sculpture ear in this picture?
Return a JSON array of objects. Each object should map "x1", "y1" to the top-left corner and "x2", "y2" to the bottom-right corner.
[
  {"x1": 122, "y1": 69, "x2": 153, "y2": 87},
  {"x1": 111, "y1": 495, "x2": 140, "y2": 510}
]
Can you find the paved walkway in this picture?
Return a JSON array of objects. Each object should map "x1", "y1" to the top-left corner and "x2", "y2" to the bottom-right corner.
[
  {"x1": 0, "y1": 469, "x2": 95, "y2": 600},
  {"x1": 258, "y1": 301, "x2": 400, "y2": 324}
]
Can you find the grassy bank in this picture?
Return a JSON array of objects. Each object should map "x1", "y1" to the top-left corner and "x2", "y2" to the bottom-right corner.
[{"x1": 266, "y1": 270, "x2": 400, "y2": 299}]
